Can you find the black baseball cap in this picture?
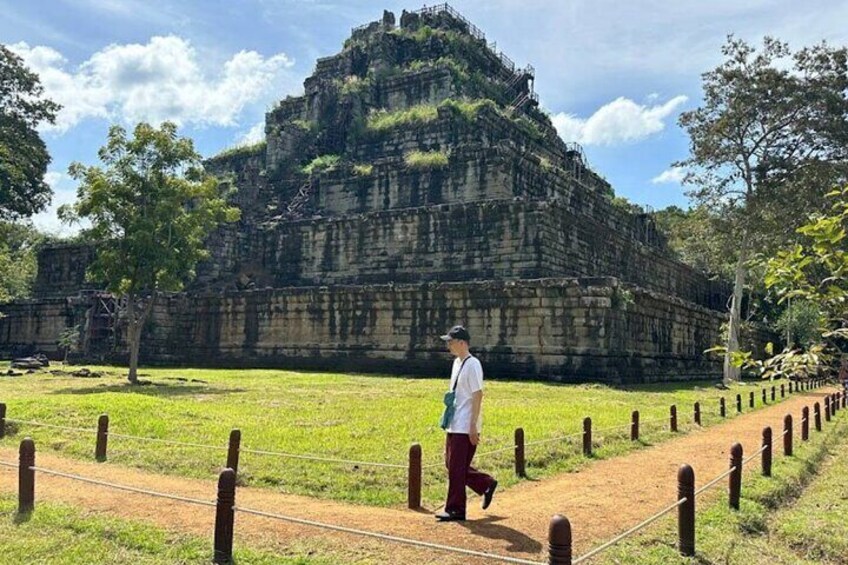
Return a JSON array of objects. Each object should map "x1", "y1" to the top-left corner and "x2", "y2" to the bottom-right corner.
[{"x1": 440, "y1": 325, "x2": 470, "y2": 342}]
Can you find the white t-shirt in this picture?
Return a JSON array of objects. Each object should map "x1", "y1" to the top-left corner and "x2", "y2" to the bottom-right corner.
[{"x1": 446, "y1": 355, "x2": 484, "y2": 434}]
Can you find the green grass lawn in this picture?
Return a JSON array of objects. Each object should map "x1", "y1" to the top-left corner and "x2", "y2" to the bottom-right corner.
[
  {"x1": 592, "y1": 406, "x2": 848, "y2": 564},
  {"x1": 0, "y1": 492, "x2": 333, "y2": 565},
  {"x1": 0, "y1": 361, "x2": 804, "y2": 506}
]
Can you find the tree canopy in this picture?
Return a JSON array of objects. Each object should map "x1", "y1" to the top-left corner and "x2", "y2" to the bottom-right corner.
[
  {"x1": 61, "y1": 122, "x2": 240, "y2": 382},
  {"x1": 0, "y1": 44, "x2": 60, "y2": 220},
  {"x1": 677, "y1": 36, "x2": 848, "y2": 382}
]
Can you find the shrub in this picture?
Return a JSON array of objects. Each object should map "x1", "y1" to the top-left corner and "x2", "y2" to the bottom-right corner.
[
  {"x1": 352, "y1": 164, "x2": 374, "y2": 176},
  {"x1": 365, "y1": 104, "x2": 439, "y2": 132},
  {"x1": 404, "y1": 150, "x2": 449, "y2": 170},
  {"x1": 438, "y1": 98, "x2": 496, "y2": 122},
  {"x1": 302, "y1": 154, "x2": 340, "y2": 175},
  {"x1": 213, "y1": 141, "x2": 266, "y2": 160}
]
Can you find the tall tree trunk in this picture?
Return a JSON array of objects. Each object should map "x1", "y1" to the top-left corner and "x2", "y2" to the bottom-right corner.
[
  {"x1": 724, "y1": 231, "x2": 749, "y2": 384},
  {"x1": 126, "y1": 295, "x2": 139, "y2": 384}
]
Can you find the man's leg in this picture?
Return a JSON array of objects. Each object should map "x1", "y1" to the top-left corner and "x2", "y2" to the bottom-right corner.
[
  {"x1": 444, "y1": 433, "x2": 470, "y2": 514},
  {"x1": 464, "y1": 441, "x2": 495, "y2": 496}
]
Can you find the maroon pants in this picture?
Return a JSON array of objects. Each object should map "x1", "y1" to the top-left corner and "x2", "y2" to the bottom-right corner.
[{"x1": 444, "y1": 433, "x2": 496, "y2": 514}]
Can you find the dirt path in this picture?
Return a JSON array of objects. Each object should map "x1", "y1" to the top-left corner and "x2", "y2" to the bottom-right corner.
[{"x1": 0, "y1": 387, "x2": 839, "y2": 564}]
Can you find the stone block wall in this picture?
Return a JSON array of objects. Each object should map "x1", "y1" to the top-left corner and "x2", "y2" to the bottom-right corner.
[{"x1": 33, "y1": 244, "x2": 97, "y2": 297}]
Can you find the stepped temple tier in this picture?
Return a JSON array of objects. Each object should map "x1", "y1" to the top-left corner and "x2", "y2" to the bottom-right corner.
[{"x1": 0, "y1": 5, "x2": 748, "y2": 382}]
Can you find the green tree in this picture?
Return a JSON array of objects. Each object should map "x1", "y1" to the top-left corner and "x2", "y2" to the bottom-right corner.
[
  {"x1": 60, "y1": 122, "x2": 240, "y2": 383},
  {"x1": 765, "y1": 185, "x2": 848, "y2": 348},
  {"x1": 0, "y1": 44, "x2": 60, "y2": 219},
  {"x1": 0, "y1": 221, "x2": 48, "y2": 302},
  {"x1": 677, "y1": 36, "x2": 848, "y2": 384}
]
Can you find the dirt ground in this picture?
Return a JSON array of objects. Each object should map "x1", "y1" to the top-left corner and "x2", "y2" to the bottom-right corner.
[{"x1": 0, "y1": 386, "x2": 839, "y2": 564}]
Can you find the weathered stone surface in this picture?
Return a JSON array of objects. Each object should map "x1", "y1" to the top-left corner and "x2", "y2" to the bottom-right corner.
[{"x1": 0, "y1": 5, "x2": 771, "y2": 381}]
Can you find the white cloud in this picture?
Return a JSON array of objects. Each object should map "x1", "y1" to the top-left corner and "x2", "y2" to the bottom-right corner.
[
  {"x1": 10, "y1": 37, "x2": 295, "y2": 133},
  {"x1": 651, "y1": 167, "x2": 687, "y2": 184},
  {"x1": 236, "y1": 121, "x2": 266, "y2": 145},
  {"x1": 552, "y1": 95, "x2": 688, "y2": 146},
  {"x1": 31, "y1": 172, "x2": 85, "y2": 237}
]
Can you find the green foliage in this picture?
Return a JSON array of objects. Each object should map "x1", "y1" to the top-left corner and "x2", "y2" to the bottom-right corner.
[
  {"x1": 0, "y1": 44, "x2": 61, "y2": 220},
  {"x1": 512, "y1": 115, "x2": 544, "y2": 141},
  {"x1": 290, "y1": 119, "x2": 317, "y2": 133},
  {"x1": 301, "y1": 154, "x2": 340, "y2": 175},
  {"x1": 774, "y1": 299, "x2": 824, "y2": 348},
  {"x1": 765, "y1": 186, "x2": 848, "y2": 346},
  {"x1": 365, "y1": 104, "x2": 439, "y2": 132},
  {"x1": 0, "y1": 221, "x2": 45, "y2": 302},
  {"x1": 59, "y1": 122, "x2": 240, "y2": 382},
  {"x1": 352, "y1": 163, "x2": 374, "y2": 176},
  {"x1": 610, "y1": 286, "x2": 635, "y2": 310},
  {"x1": 610, "y1": 196, "x2": 645, "y2": 215},
  {"x1": 213, "y1": 140, "x2": 266, "y2": 160},
  {"x1": 404, "y1": 149, "x2": 449, "y2": 170},
  {"x1": 338, "y1": 74, "x2": 372, "y2": 96},
  {"x1": 438, "y1": 97, "x2": 496, "y2": 121}
]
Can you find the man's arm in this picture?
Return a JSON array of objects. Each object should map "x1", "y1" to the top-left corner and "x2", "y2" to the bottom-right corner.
[{"x1": 469, "y1": 390, "x2": 483, "y2": 445}]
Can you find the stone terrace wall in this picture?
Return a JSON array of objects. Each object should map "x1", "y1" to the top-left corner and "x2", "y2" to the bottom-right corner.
[
  {"x1": 85, "y1": 278, "x2": 725, "y2": 382},
  {"x1": 33, "y1": 244, "x2": 97, "y2": 297}
]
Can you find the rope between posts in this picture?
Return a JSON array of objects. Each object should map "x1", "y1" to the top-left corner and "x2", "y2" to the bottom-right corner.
[
  {"x1": 0, "y1": 460, "x2": 17, "y2": 469},
  {"x1": 523, "y1": 431, "x2": 583, "y2": 448},
  {"x1": 233, "y1": 505, "x2": 544, "y2": 565},
  {"x1": 238, "y1": 447, "x2": 406, "y2": 469},
  {"x1": 28, "y1": 466, "x2": 217, "y2": 507},
  {"x1": 592, "y1": 422, "x2": 632, "y2": 435},
  {"x1": 106, "y1": 432, "x2": 229, "y2": 451},
  {"x1": 474, "y1": 443, "x2": 520, "y2": 458},
  {"x1": 637, "y1": 417, "x2": 670, "y2": 426},
  {"x1": 572, "y1": 497, "x2": 688, "y2": 564},
  {"x1": 5, "y1": 418, "x2": 96, "y2": 434},
  {"x1": 742, "y1": 444, "x2": 768, "y2": 465},
  {"x1": 695, "y1": 466, "x2": 737, "y2": 496}
]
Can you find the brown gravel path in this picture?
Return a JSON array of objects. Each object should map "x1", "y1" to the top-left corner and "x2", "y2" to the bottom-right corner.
[{"x1": 0, "y1": 386, "x2": 839, "y2": 564}]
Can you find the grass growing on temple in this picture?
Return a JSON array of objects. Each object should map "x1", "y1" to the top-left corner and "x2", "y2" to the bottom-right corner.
[{"x1": 0, "y1": 362, "x2": 781, "y2": 506}]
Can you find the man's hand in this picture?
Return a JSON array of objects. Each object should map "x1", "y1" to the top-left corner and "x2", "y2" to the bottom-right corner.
[{"x1": 469, "y1": 431, "x2": 480, "y2": 446}]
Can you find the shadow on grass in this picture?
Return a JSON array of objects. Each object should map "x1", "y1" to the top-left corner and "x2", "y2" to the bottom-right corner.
[
  {"x1": 458, "y1": 515, "x2": 543, "y2": 553},
  {"x1": 49, "y1": 383, "x2": 247, "y2": 397},
  {"x1": 13, "y1": 510, "x2": 32, "y2": 525}
]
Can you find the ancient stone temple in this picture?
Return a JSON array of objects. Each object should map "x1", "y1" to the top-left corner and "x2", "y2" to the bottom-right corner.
[{"x1": 0, "y1": 4, "x2": 738, "y2": 382}]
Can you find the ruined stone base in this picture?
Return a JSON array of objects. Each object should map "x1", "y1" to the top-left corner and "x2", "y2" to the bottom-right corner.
[{"x1": 0, "y1": 277, "x2": 731, "y2": 383}]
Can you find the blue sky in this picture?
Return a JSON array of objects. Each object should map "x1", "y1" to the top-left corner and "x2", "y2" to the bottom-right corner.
[{"x1": 3, "y1": 0, "x2": 848, "y2": 235}]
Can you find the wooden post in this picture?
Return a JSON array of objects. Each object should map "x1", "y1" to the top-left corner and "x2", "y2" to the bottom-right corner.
[
  {"x1": 694, "y1": 402, "x2": 701, "y2": 426},
  {"x1": 213, "y1": 468, "x2": 236, "y2": 564},
  {"x1": 801, "y1": 406, "x2": 810, "y2": 441},
  {"x1": 729, "y1": 443, "x2": 742, "y2": 510},
  {"x1": 814, "y1": 402, "x2": 822, "y2": 432},
  {"x1": 762, "y1": 427, "x2": 772, "y2": 477},
  {"x1": 678, "y1": 464, "x2": 695, "y2": 557},
  {"x1": 771, "y1": 386, "x2": 776, "y2": 402},
  {"x1": 762, "y1": 388, "x2": 767, "y2": 404},
  {"x1": 582, "y1": 417, "x2": 592, "y2": 457},
  {"x1": 825, "y1": 399, "x2": 831, "y2": 422},
  {"x1": 227, "y1": 429, "x2": 241, "y2": 476},
  {"x1": 408, "y1": 443, "x2": 422, "y2": 509},
  {"x1": 548, "y1": 514, "x2": 572, "y2": 565},
  {"x1": 0, "y1": 402, "x2": 6, "y2": 439},
  {"x1": 780, "y1": 384, "x2": 785, "y2": 398},
  {"x1": 514, "y1": 428, "x2": 526, "y2": 478},
  {"x1": 670, "y1": 405, "x2": 678, "y2": 432},
  {"x1": 19, "y1": 438, "x2": 35, "y2": 513},
  {"x1": 95, "y1": 414, "x2": 108, "y2": 462},
  {"x1": 783, "y1": 415, "x2": 793, "y2": 457},
  {"x1": 749, "y1": 391, "x2": 754, "y2": 408},
  {"x1": 736, "y1": 394, "x2": 742, "y2": 413},
  {"x1": 720, "y1": 397, "x2": 726, "y2": 418},
  {"x1": 631, "y1": 410, "x2": 639, "y2": 441}
]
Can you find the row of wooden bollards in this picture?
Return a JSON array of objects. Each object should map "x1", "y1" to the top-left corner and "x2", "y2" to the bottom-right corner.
[
  {"x1": 7, "y1": 389, "x2": 842, "y2": 564},
  {"x1": 1, "y1": 379, "x2": 832, "y2": 514}
]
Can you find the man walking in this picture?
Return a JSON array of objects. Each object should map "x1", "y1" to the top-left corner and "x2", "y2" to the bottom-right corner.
[{"x1": 435, "y1": 325, "x2": 497, "y2": 522}]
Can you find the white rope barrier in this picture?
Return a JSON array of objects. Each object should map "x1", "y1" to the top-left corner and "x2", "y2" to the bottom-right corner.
[
  {"x1": 233, "y1": 505, "x2": 545, "y2": 565},
  {"x1": 572, "y1": 497, "x2": 688, "y2": 564},
  {"x1": 107, "y1": 432, "x2": 229, "y2": 451},
  {"x1": 694, "y1": 466, "x2": 737, "y2": 496},
  {"x1": 29, "y1": 466, "x2": 217, "y2": 507},
  {"x1": 742, "y1": 444, "x2": 768, "y2": 465},
  {"x1": 238, "y1": 447, "x2": 406, "y2": 469},
  {"x1": 0, "y1": 460, "x2": 17, "y2": 469},
  {"x1": 6, "y1": 419, "x2": 96, "y2": 434}
]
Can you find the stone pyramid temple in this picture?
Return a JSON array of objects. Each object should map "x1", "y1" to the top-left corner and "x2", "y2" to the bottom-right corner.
[{"x1": 0, "y1": 5, "x2": 741, "y2": 382}]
